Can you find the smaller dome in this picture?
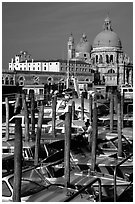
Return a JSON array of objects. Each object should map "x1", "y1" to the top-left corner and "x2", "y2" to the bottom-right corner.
[{"x1": 76, "y1": 33, "x2": 91, "y2": 53}]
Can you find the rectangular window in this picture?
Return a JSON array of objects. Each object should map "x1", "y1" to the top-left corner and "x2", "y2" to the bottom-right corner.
[{"x1": 39, "y1": 89, "x2": 43, "y2": 95}]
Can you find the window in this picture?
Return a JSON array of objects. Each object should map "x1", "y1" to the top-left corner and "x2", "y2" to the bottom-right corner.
[
  {"x1": 39, "y1": 89, "x2": 43, "y2": 95},
  {"x1": 20, "y1": 81, "x2": 24, "y2": 86},
  {"x1": 10, "y1": 78, "x2": 14, "y2": 85},
  {"x1": 106, "y1": 55, "x2": 109, "y2": 63},
  {"x1": 99, "y1": 55, "x2": 103, "y2": 63},
  {"x1": 19, "y1": 76, "x2": 24, "y2": 81},
  {"x1": 96, "y1": 55, "x2": 98, "y2": 63},
  {"x1": 110, "y1": 55, "x2": 113, "y2": 62},
  {"x1": 44, "y1": 67, "x2": 46, "y2": 70},
  {"x1": 2, "y1": 77, "x2": 4, "y2": 84},
  {"x1": 5, "y1": 77, "x2": 9, "y2": 85}
]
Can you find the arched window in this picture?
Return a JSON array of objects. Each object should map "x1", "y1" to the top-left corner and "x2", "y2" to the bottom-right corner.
[
  {"x1": 18, "y1": 75, "x2": 25, "y2": 86},
  {"x1": 19, "y1": 76, "x2": 25, "y2": 81},
  {"x1": 99, "y1": 55, "x2": 103, "y2": 63},
  {"x1": 96, "y1": 55, "x2": 98, "y2": 63},
  {"x1": 47, "y1": 77, "x2": 53, "y2": 85},
  {"x1": 10, "y1": 77, "x2": 14, "y2": 85},
  {"x1": 5, "y1": 76, "x2": 9, "y2": 85},
  {"x1": 106, "y1": 55, "x2": 109, "y2": 63},
  {"x1": 110, "y1": 55, "x2": 113, "y2": 63},
  {"x1": 2, "y1": 77, "x2": 5, "y2": 84}
]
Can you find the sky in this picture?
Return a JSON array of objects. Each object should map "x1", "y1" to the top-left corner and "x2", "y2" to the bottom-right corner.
[{"x1": 2, "y1": 1, "x2": 133, "y2": 70}]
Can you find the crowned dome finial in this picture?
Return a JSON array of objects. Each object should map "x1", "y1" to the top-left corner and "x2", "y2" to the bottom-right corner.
[{"x1": 103, "y1": 14, "x2": 113, "y2": 31}]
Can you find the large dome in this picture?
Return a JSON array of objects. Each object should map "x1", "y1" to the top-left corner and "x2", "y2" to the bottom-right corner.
[
  {"x1": 76, "y1": 33, "x2": 91, "y2": 53},
  {"x1": 93, "y1": 30, "x2": 122, "y2": 48},
  {"x1": 92, "y1": 16, "x2": 122, "y2": 49}
]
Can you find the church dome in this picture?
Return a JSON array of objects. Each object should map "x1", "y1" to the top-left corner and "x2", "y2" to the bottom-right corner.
[
  {"x1": 76, "y1": 33, "x2": 91, "y2": 53},
  {"x1": 92, "y1": 16, "x2": 122, "y2": 48},
  {"x1": 93, "y1": 30, "x2": 122, "y2": 48}
]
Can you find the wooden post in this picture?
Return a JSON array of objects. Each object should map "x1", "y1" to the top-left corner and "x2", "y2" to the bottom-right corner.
[
  {"x1": 121, "y1": 92, "x2": 124, "y2": 129},
  {"x1": 13, "y1": 118, "x2": 22, "y2": 202},
  {"x1": 89, "y1": 94, "x2": 92, "y2": 124},
  {"x1": 91, "y1": 94, "x2": 97, "y2": 171},
  {"x1": 52, "y1": 95, "x2": 57, "y2": 138},
  {"x1": 34, "y1": 103, "x2": 44, "y2": 165},
  {"x1": 64, "y1": 106, "x2": 72, "y2": 188},
  {"x1": 81, "y1": 93, "x2": 84, "y2": 121},
  {"x1": 14, "y1": 93, "x2": 21, "y2": 114},
  {"x1": 30, "y1": 90, "x2": 35, "y2": 138},
  {"x1": 22, "y1": 91, "x2": 29, "y2": 141},
  {"x1": 117, "y1": 91, "x2": 122, "y2": 157},
  {"x1": 5, "y1": 97, "x2": 9, "y2": 141},
  {"x1": 110, "y1": 92, "x2": 114, "y2": 132},
  {"x1": 114, "y1": 91, "x2": 118, "y2": 114},
  {"x1": 72, "y1": 101, "x2": 75, "y2": 120}
]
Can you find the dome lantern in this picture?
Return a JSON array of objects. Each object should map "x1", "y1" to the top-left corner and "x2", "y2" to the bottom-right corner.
[{"x1": 103, "y1": 15, "x2": 113, "y2": 31}]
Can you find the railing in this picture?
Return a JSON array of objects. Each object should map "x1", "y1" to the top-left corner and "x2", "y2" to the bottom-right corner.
[
  {"x1": 64, "y1": 177, "x2": 102, "y2": 202},
  {"x1": 114, "y1": 153, "x2": 133, "y2": 202}
]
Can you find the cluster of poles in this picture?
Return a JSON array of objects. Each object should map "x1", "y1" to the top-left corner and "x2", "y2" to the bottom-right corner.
[{"x1": 4, "y1": 89, "x2": 124, "y2": 201}]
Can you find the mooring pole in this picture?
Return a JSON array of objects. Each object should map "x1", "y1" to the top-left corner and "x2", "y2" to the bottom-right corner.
[
  {"x1": 114, "y1": 91, "x2": 118, "y2": 114},
  {"x1": 110, "y1": 92, "x2": 114, "y2": 132},
  {"x1": 89, "y1": 94, "x2": 92, "y2": 124},
  {"x1": 22, "y1": 91, "x2": 29, "y2": 141},
  {"x1": 81, "y1": 93, "x2": 84, "y2": 121},
  {"x1": 64, "y1": 106, "x2": 72, "y2": 188},
  {"x1": 14, "y1": 93, "x2": 21, "y2": 114},
  {"x1": 117, "y1": 91, "x2": 122, "y2": 157},
  {"x1": 5, "y1": 97, "x2": 9, "y2": 141},
  {"x1": 13, "y1": 118, "x2": 22, "y2": 202},
  {"x1": 91, "y1": 94, "x2": 97, "y2": 171},
  {"x1": 52, "y1": 95, "x2": 57, "y2": 138},
  {"x1": 72, "y1": 101, "x2": 75, "y2": 120},
  {"x1": 30, "y1": 90, "x2": 35, "y2": 138},
  {"x1": 121, "y1": 92, "x2": 124, "y2": 129},
  {"x1": 34, "y1": 103, "x2": 44, "y2": 165}
]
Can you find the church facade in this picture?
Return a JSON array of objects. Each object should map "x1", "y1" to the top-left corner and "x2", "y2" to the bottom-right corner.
[{"x1": 67, "y1": 16, "x2": 133, "y2": 89}]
